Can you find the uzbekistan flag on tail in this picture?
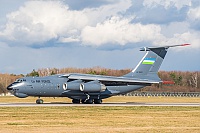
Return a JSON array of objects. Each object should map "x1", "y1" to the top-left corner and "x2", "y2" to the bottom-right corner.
[{"x1": 142, "y1": 58, "x2": 156, "y2": 65}]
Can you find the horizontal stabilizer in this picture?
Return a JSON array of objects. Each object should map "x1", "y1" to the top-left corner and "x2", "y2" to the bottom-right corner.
[{"x1": 140, "y1": 44, "x2": 191, "y2": 51}]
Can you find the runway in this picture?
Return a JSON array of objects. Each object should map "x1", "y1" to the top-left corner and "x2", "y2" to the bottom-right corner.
[{"x1": 0, "y1": 102, "x2": 199, "y2": 107}]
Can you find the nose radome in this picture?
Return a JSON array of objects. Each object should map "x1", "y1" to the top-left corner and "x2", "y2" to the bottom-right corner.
[{"x1": 7, "y1": 84, "x2": 13, "y2": 90}]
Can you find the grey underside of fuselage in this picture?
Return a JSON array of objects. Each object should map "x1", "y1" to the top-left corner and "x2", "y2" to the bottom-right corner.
[
  {"x1": 24, "y1": 84, "x2": 145, "y2": 99},
  {"x1": 62, "y1": 85, "x2": 145, "y2": 99}
]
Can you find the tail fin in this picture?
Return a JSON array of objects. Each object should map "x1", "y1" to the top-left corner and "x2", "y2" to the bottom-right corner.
[{"x1": 124, "y1": 44, "x2": 190, "y2": 81}]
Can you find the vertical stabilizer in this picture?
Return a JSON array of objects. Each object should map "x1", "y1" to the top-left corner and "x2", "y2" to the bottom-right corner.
[{"x1": 124, "y1": 44, "x2": 190, "y2": 81}]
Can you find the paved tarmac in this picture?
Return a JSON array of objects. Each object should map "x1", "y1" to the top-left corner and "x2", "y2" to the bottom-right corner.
[{"x1": 0, "y1": 102, "x2": 199, "y2": 107}]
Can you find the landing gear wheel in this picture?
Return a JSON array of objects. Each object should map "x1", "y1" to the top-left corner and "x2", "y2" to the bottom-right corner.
[
  {"x1": 85, "y1": 99, "x2": 93, "y2": 104},
  {"x1": 81, "y1": 99, "x2": 86, "y2": 104},
  {"x1": 36, "y1": 99, "x2": 44, "y2": 104},
  {"x1": 81, "y1": 98, "x2": 94, "y2": 104},
  {"x1": 94, "y1": 99, "x2": 102, "y2": 104},
  {"x1": 72, "y1": 99, "x2": 80, "y2": 104}
]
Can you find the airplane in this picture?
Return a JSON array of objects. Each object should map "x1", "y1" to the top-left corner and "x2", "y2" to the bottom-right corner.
[{"x1": 7, "y1": 44, "x2": 190, "y2": 104}]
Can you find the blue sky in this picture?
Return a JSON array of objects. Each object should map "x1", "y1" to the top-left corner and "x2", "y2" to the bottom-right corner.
[{"x1": 0, "y1": 0, "x2": 199, "y2": 74}]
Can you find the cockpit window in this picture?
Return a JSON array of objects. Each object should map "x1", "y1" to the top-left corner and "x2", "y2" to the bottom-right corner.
[{"x1": 15, "y1": 79, "x2": 26, "y2": 83}]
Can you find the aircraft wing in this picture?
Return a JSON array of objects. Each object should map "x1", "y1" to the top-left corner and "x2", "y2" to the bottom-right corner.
[{"x1": 60, "y1": 73, "x2": 160, "y2": 85}]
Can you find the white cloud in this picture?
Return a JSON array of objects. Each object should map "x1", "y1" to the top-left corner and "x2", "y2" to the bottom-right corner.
[
  {"x1": 153, "y1": 31, "x2": 200, "y2": 49},
  {"x1": 0, "y1": 1, "x2": 88, "y2": 45},
  {"x1": 187, "y1": 6, "x2": 200, "y2": 30},
  {"x1": 83, "y1": 0, "x2": 132, "y2": 25},
  {"x1": 143, "y1": 0, "x2": 191, "y2": 10},
  {"x1": 161, "y1": 22, "x2": 190, "y2": 37},
  {"x1": 58, "y1": 36, "x2": 80, "y2": 43},
  {"x1": 188, "y1": 7, "x2": 200, "y2": 20},
  {"x1": 0, "y1": 0, "x2": 132, "y2": 46},
  {"x1": 81, "y1": 16, "x2": 163, "y2": 46},
  {"x1": 0, "y1": 0, "x2": 199, "y2": 50}
]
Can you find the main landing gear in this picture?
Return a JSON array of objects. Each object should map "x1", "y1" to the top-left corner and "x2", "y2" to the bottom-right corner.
[
  {"x1": 72, "y1": 93, "x2": 102, "y2": 104},
  {"x1": 94, "y1": 99, "x2": 102, "y2": 104},
  {"x1": 72, "y1": 99, "x2": 80, "y2": 104},
  {"x1": 72, "y1": 99, "x2": 102, "y2": 104}
]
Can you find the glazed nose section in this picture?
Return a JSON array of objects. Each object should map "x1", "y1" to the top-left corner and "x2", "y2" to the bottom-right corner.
[{"x1": 7, "y1": 84, "x2": 13, "y2": 90}]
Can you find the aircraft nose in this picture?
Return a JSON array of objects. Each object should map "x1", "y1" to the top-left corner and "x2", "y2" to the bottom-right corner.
[{"x1": 7, "y1": 84, "x2": 13, "y2": 90}]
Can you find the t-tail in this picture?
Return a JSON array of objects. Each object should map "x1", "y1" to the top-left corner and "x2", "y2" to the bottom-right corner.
[{"x1": 124, "y1": 44, "x2": 190, "y2": 82}]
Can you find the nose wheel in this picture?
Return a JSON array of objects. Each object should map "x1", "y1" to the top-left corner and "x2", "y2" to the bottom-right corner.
[{"x1": 36, "y1": 99, "x2": 44, "y2": 104}]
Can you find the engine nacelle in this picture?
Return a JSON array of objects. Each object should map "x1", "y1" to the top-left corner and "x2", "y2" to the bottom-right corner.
[
  {"x1": 63, "y1": 80, "x2": 82, "y2": 91},
  {"x1": 80, "y1": 80, "x2": 106, "y2": 92}
]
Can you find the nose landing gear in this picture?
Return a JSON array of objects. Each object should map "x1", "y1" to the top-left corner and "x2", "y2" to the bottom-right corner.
[{"x1": 36, "y1": 98, "x2": 44, "y2": 104}]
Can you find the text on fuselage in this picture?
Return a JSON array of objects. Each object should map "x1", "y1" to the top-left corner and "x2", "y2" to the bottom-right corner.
[{"x1": 31, "y1": 80, "x2": 51, "y2": 83}]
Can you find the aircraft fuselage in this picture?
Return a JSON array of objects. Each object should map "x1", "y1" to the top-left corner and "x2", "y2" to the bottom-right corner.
[{"x1": 7, "y1": 75, "x2": 145, "y2": 103}]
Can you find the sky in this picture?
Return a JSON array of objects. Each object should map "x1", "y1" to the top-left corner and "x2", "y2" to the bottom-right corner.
[{"x1": 0, "y1": 0, "x2": 199, "y2": 74}]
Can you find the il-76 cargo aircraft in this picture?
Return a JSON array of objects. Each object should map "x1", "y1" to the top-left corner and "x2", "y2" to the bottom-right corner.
[{"x1": 7, "y1": 44, "x2": 189, "y2": 104}]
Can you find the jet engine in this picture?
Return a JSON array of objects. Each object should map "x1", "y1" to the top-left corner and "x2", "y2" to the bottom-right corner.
[
  {"x1": 63, "y1": 80, "x2": 82, "y2": 91},
  {"x1": 80, "y1": 80, "x2": 106, "y2": 92}
]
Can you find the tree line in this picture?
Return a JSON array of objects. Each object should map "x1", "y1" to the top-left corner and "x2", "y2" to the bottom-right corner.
[{"x1": 0, "y1": 67, "x2": 199, "y2": 94}]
